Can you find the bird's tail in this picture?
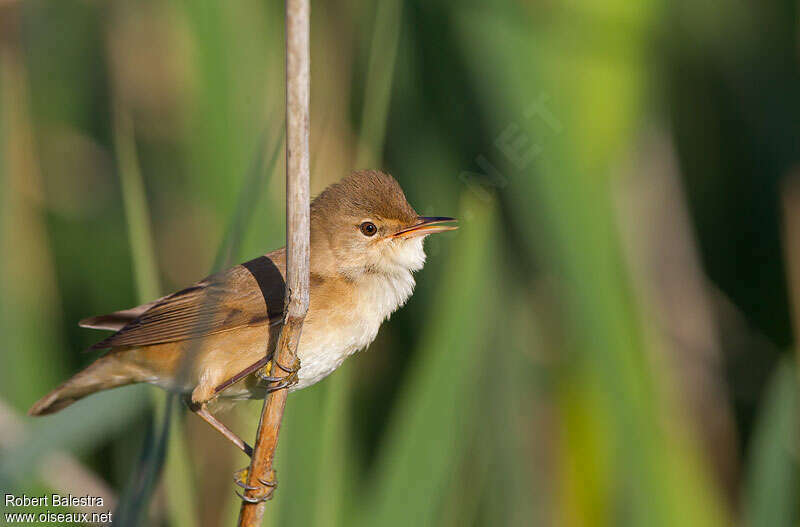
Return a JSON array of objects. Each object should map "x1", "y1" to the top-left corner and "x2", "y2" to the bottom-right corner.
[{"x1": 28, "y1": 354, "x2": 138, "y2": 416}]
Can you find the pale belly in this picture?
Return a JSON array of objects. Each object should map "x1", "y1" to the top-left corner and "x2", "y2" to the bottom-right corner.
[
  {"x1": 167, "y1": 269, "x2": 416, "y2": 402},
  {"x1": 291, "y1": 269, "x2": 416, "y2": 390},
  {"x1": 292, "y1": 311, "x2": 383, "y2": 389},
  {"x1": 207, "y1": 311, "x2": 383, "y2": 401}
]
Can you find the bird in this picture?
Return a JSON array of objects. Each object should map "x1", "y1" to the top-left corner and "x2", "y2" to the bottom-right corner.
[{"x1": 29, "y1": 170, "x2": 457, "y2": 459}]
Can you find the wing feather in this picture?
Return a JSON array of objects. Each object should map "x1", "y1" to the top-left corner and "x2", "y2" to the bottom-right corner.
[
  {"x1": 89, "y1": 252, "x2": 286, "y2": 350},
  {"x1": 78, "y1": 296, "x2": 168, "y2": 331}
]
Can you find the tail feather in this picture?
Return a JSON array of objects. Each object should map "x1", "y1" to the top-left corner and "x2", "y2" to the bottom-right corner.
[{"x1": 28, "y1": 355, "x2": 136, "y2": 416}]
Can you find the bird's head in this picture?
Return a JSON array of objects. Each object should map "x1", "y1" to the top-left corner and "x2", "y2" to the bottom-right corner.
[{"x1": 310, "y1": 170, "x2": 457, "y2": 279}]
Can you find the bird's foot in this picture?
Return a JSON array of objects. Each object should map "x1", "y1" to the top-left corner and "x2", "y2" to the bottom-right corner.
[
  {"x1": 256, "y1": 357, "x2": 301, "y2": 392},
  {"x1": 233, "y1": 467, "x2": 277, "y2": 503}
]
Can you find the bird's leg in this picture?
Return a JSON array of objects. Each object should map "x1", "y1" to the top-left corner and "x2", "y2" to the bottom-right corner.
[
  {"x1": 185, "y1": 400, "x2": 277, "y2": 499},
  {"x1": 188, "y1": 401, "x2": 277, "y2": 498},
  {"x1": 214, "y1": 356, "x2": 271, "y2": 395},
  {"x1": 188, "y1": 401, "x2": 253, "y2": 457},
  {"x1": 256, "y1": 357, "x2": 301, "y2": 392}
]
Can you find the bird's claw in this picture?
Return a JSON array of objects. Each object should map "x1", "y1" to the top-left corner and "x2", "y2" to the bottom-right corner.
[
  {"x1": 256, "y1": 358, "x2": 301, "y2": 391},
  {"x1": 256, "y1": 360, "x2": 277, "y2": 383},
  {"x1": 233, "y1": 468, "x2": 260, "y2": 491},
  {"x1": 274, "y1": 357, "x2": 300, "y2": 374},
  {"x1": 234, "y1": 467, "x2": 277, "y2": 502}
]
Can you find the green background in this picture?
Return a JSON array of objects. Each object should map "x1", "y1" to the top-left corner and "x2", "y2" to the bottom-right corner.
[{"x1": 1, "y1": 1, "x2": 798, "y2": 526}]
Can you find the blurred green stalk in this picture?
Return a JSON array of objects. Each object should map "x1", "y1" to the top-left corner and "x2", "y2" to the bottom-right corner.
[
  {"x1": 312, "y1": 3, "x2": 404, "y2": 525},
  {"x1": 114, "y1": 106, "x2": 160, "y2": 303},
  {"x1": 0, "y1": 41, "x2": 64, "y2": 412},
  {"x1": 743, "y1": 358, "x2": 798, "y2": 527},
  {"x1": 360, "y1": 193, "x2": 499, "y2": 527},
  {"x1": 354, "y1": 0, "x2": 402, "y2": 169},
  {"x1": 112, "y1": 101, "x2": 199, "y2": 527},
  {"x1": 457, "y1": 3, "x2": 726, "y2": 525}
]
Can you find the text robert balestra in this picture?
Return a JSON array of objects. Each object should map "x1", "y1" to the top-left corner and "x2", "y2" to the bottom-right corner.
[{"x1": 5, "y1": 493, "x2": 105, "y2": 507}]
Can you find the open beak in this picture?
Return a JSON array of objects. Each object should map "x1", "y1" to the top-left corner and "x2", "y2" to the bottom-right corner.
[{"x1": 393, "y1": 216, "x2": 458, "y2": 239}]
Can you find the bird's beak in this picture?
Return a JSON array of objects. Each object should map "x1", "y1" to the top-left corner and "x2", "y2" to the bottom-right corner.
[{"x1": 393, "y1": 216, "x2": 458, "y2": 239}]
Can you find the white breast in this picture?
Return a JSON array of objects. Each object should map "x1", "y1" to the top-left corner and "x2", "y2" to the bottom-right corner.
[{"x1": 293, "y1": 268, "x2": 416, "y2": 389}]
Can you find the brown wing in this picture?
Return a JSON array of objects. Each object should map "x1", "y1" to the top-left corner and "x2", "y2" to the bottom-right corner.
[
  {"x1": 79, "y1": 296, "x2": 169, "y2": 331},
  {"x1": 89, "y1": 251, "x2": 286, "y2": 350}
]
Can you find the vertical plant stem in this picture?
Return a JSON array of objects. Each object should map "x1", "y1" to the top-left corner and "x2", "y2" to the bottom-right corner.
[
  {"x1": 237, "y1": 0, "x2": 311, "y2": 524},
  {"x1": 112, "y1": 100, "x2": 199, "y2": 527}
]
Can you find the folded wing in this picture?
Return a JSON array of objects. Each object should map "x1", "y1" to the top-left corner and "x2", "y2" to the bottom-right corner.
[{"x1": 88, "y1": 252, "x2": 286, "y2": 350}]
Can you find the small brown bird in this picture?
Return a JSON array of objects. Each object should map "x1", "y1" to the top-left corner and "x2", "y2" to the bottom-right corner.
[{"x1": 29, "y1": 170, "x2": 457, "y2": 456}]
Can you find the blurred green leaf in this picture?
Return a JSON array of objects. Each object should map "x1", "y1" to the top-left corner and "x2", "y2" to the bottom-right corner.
[
  {"x1": 0, "y1": 44, "x2": 65, "y2": 412},
  {"x1": 179, "y1": 0, "x2": 280, "y2": 220},
  {"x1": 0, "y1": 385, "x2": 150, "y2": 490},
  {"x1": 213, "y1": 125, "x2": 284, "y2": 272},
  {"x1": 360, "y1": 192, "x2": 499, "y2": 526},
  {"x1": 112, "y1": 100, "x2": 200, "y2": 527},
  {"x1": 302, "y1": 3, "x2": 406, "y2": 526},
  {"x1": 743, "y1": 358, "x2": 799, "y2": 527},
  {"x1": 354, "y1": 0, "x2": 402, "y2": 168},
  {"x1": 5, "y1": 1, "x2": 795, "y2": 526},
  {"x1": 115, "y1": 398, "x2": 173, "y2": 527},
  {"x1": 114, "y1": 104, "x2": 162, "y2": 301},
  {"x1": 456, "y1": 5, "x2": 726, "y2": 526}
]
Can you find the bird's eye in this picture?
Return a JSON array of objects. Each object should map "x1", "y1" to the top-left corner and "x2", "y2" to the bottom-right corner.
[{"x1": 360, "y1": 221, "x2": 377, "y2": 236}]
